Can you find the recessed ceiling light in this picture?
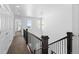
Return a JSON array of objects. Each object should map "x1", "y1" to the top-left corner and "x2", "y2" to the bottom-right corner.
[{"x1": 16, "y1": 5, "x2": 20, "y2": 8}]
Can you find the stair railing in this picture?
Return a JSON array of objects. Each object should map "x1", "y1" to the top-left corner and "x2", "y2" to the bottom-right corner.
[
  {"x1": 23, "y1": 29, "x2": 49, "y2": 54},
  {"x1": 23, "y1": 29, "x2": 73, "y2": 54},
  {"x1": 48, "y1": 32, "x2": 73, "y2": 54}
]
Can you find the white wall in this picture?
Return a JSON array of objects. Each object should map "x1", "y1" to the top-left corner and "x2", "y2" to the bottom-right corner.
[
  {"x1": 29, "y1": 4, "x2": 72, "y2": 43},
  {"x1": 28, "y1": 17, "x2": 42, "y2": 38},
  {"x1": 0, "y1": 6, "x2": 14, "y2": 54},
  {"x1": 42, "y1": 5, "x2": 72, "y2": 43},
  {"x1": 6, "y1": 4, "x2": 79, "y2": 54},
  {"x1": 24, "y1": 5, "x2": 73, "y2": 53},
  {"x1": 15, "y1": 18, "x2": 22, "y2": 32},
  {"x1": 14, "y1": 15, "x2": 31, "y2": 35},
  {"x1": 17, "y1": 15, "x2": 42, "y2": 38},
  {"x1": 72, "y1": 4, "x2": 79, "y2": 54}
]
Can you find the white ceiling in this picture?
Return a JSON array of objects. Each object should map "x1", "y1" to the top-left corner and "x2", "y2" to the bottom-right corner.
[
  {"x1": 8, "y1": 4, "x2": 72, "y2": 17},
  {"x1": 8, "y1": 4, "x2": 42, "y2": 17},
  {"x1": 8, "y1": 4, "x2": 37, "y2": 17},
  {"x1": 8, "y1": 4, "x2": 26, "y2": 16}
]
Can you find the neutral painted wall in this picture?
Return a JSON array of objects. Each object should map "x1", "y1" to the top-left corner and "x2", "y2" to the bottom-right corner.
[
  {"x1": 25, "y1": 5, "x2": 73, "y2": 53},
  {"x1": 17, "y1": 15, "x2": 42, "y2": 38},
  {"x1": 42, "y1": 5, "x2": 72, "y2": 43},
  {"x1": 10, "y1": 4, "x2": 79, "y2": 54},
  {"x1": 29, "y1": 4, "x2": 72, "y2": 43},
  {"x1": 72, "y1": 4, "x2": 79, "y2": 54},
  {"x1": 15, "y1": 18, "x2": 22, "y2": 31},
  {"x1": 0, "y1": 6, "x2": 14, "y2": 54},
  {"x1": 28, "y1": 17, "x2": 42, "y2": 38}
]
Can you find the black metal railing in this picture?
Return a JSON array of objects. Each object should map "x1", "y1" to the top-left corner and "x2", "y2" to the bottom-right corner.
[
  {"x1": 23, "y1": 29, "x2": 73, "y2": 54},
  {"x1": 23, "y1": 29, "x2": 49, "y2": 54},
  {"x1": 48, "y1": 32, "x2": 73, "y2": 54},
  {"x1": 48, "y1": 36, "x2": 67, "y2": 54},
  {"x1": 23, "y1": 29, "x2": 42, "y2": 54},
  {"x1": 28, "y1": 32, "x2": 42, "y2": 54}
]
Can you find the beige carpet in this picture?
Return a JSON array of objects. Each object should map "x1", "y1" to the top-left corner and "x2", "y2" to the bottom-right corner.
[{"x1": 7, "y1": 31, "x2": 31, "y2": 54}]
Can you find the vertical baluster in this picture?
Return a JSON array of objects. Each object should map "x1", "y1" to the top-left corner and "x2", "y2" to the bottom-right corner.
[
  {"x1": 66, "y1": 40, "x2": 67, "y2": 54},
  {"x1": 54, "y1": 43, "x2": 55, "y2": 53},
  {"x1": 59, "y1": 42, "x2": 60, "y2": 54},
  {"x1": 31, "y1": 34, "x2": 32, "y2": 49},
  {"x1": 60, "y1": 41, "x2": 61, "y2": 54},
  {"x1": 29, "y1": 34, "x2": 31, "y2": 44},
  {"x1": 55, "y1": 43, "x2": 57, "y2": 53},
  {"x1": 54, "y1": 44, "x2": 55, "y2": 52},
  {"x1": 63, "y1": 39, "x2": 65, "y2": 54},
  {"x1": 58, "y1": 42, "x2": 59, "y2": 54},
  {"x1": 29, "y1": 33, "x2": 30, "y2": 44},
  {"x1": 64, "y1": 40, "x2": 66, "y2": 54},
  {"x1": 64, "y1": 39, "x2": 65, "y2": 54},
  {"x1": 57, "y1": 42, "x2": 59, "y2": 54},
  {"x1": 56, "y1": 43, "x2": 57, "y2": 53},
  {"x1": 60, "y1": 41, "x2": 62, "y2": 54},
  {"x1": 53, "y1": 44, "x2": 54, "y2": 53},
  {"x1": 56, "y1": 43, "x2": 57, "y2": 54},
  {"x1": 64, "y1": 39, "x2": 67, "y2": 54},
  {"x1": 52, "y1": 45, "x2": 53, "y2": 54},
  {"x1": 52, "y1": 44, "x2": 54, "y2": 51},
  {"x1": 57, "y1": 43, "x2": 58, "y2": 54},
  {"x1": 62, "y1": 40, "x2": 63, "y2": 54},
  {"x1": 55, "y1": 43, "x2": 56, "y2": 53},
  {"x1": 52, "y1": 44, "x2": 53, "y2": 54}
]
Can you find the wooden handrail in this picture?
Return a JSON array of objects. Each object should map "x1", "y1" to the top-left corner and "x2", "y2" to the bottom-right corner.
[
  {"x1": 48, "y1": 36, "x2": 67, "y2": 46},
  {"x1": 28, "y1": 32, "x2": 42, "y2": 41}
]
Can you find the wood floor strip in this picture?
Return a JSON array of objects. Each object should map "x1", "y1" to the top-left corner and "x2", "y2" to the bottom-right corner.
[{"x1": 7, "y1": 31, "x2": 30, "y2": 54}]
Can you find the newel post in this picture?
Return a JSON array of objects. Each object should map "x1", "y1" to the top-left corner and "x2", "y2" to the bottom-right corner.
[
  {"x1": 23, "y1": 29, "x2": 26, "y2": 39},
  {"x1": 67, "y1": 32, "x2": 73, "y2": 54},
  {"x1": 25, "y1": 29, "x2": 28, "y2": 44},
  {"x1": 41, "y1": 35, "x2": 49, "y2": 54}
]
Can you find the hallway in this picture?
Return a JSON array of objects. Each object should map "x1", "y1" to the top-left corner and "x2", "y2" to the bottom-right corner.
[
  {"x1": 7, "y1": 31, "x2": 30, "y2": 54},
  {"x1": 0, "y1": 4, "x2": 79, "y2": 54}
]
